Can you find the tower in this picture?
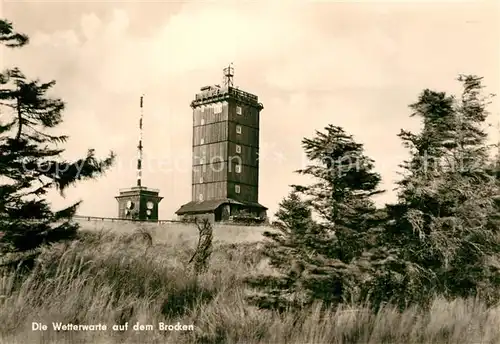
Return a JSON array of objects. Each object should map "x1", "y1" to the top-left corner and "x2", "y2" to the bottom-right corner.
[
  {"x1": 175, "y1": 65, "x2": 267, "y2": 222},
  {"x1": 115, "y1": 95, "x2": 163, "y2": 221}
]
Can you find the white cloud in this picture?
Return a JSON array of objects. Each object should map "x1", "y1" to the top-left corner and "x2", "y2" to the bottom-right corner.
[{"x1": 81, "y1": 13, "x2": 102, "y2": 41}]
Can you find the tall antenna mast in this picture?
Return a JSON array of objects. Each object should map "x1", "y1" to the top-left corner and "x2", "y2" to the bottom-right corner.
[
  {"x1": 223, "y1": 63, "x2": 234, "y2": 88},
  {"x1": 137, "y1": 94, "x2": 144, "y2": 187}
]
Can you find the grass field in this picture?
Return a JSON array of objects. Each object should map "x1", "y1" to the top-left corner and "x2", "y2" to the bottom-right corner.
[{"x1": 1, "y1": 221, "x2": 500, "y2": 344}]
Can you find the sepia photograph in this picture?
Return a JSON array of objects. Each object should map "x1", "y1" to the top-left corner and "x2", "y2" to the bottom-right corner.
[{"x1": 0, "y1": 0, "x2": 499, "y2": 343}]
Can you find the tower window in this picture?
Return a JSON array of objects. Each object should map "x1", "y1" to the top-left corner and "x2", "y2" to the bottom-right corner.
[
  {"x1": 199, "y1": 156, "x2": 205, "y2": 164},
  {"x1": 236, "y1": 106, "x2": 242, "y2": 115},
  {"x1": 236, "y1": 145, "x2": 241, "y2": 154},
  {"x1": 201, "y1": 118, "x2": 205, "y2": 125},
  {"x1": 200, "y1": 176, "x2": 204, "y2": 183},
  {"x1": 126, "y1": 200, "x2": 135, "y2": 210},
  {"x1": 236, "y1": 125, "x2": 242, "y2": 134},
  {"x1": 235, "y1": 185, "x2": 241, "y2": 194},
  {"x1": 214, "y1": 103, "x2": 222, "y2": 114},
  {"x1": 200, "y1": 106, "x2": 205, "y2": 113},
  {"x1": 235, "y1": 165, "x2": 241, "y2": 173},
  {"x1": 200, "y1": 138, "x2": 204, "y2": 145}
]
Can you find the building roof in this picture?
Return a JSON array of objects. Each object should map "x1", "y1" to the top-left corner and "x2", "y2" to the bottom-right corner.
[
  {"x1": 115, "y1": 186, "x2": 161, "y2": 198},
  {"x1": 175, "y1": 198, "x2": 267, "y2": 215},
  {"x1": 190, "y1": 86, "x2": 263, "y2": 110}
]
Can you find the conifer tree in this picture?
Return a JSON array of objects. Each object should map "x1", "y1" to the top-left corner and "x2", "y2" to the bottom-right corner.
[
  {"x1": 0, "y1": 19, "x2": 115, "y2": 266},
  {"x1": 294, "y1": 125, "x2": 384, "y2": 260},
  {"x1": 376, "y1": 75, "x2": 500, "y2": 307},
  {"x1": 250, "y1": 126, "x2": 384, "y2": 309},
  {"x1": 292, "y1": 125, "x2": 384, "y2": 306},
  {"x1": 0, "y1": 19, "x2": 28, "y2": 48},
  {"x1": 248, "y1": 191, "x2": 319, "y2": 311}
]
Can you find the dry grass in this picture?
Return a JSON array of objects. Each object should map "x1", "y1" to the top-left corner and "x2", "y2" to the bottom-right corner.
[{"x1": 1, "y1": 223, "x2": 500, "y2": 344}]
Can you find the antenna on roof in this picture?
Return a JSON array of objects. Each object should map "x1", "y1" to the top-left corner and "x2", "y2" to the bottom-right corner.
[{"x1": 223, "y1": 63, "x2": 234, "y2": 88}]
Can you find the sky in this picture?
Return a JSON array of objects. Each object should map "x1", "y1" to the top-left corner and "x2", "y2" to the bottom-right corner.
[{"x1": 1, "y1": 0, "x2": 499, "y2": 220}]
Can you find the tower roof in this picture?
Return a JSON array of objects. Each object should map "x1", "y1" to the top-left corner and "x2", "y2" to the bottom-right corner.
[
  {"x1": 191, "y1": 86, "x2": 263, "y2": 110},
  {"x1": 191, "y1": 64, "x2": 263, "y2": 109},
  {"x1": 115, "y1": 186, "x2": 162, "y2": 200},
  {"x1": 175, "y1": 198, "x2": 267, "y2": 215}
]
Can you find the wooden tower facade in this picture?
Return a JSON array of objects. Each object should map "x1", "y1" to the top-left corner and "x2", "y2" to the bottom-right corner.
[{"x1": 176, "y1": 65, "x2": 267, "y2": 222}]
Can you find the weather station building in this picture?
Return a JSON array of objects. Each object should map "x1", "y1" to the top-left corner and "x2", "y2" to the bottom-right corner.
[
  {"x1": 115, "y1": 95, "x2": 163, "y2": 221},
  {"x1": 115, "y1": 186, "x2": 162, "y2": 221},
  {"x1": 175, "y1": 65, "x2": 267, "y2": 223}
]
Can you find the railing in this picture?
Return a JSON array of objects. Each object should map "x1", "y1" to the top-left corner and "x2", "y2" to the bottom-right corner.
[
  {"x1": 118, "y1": 187, "x2": 160, "y2": 193},
  {"x1": 194, "y1": 86, "x2": 228, "y2": 101},
  {"x1": 72, "y1": 215, "x2": 181, "y2": 224},
  {"x1": 71, "y1": 215, "x2": 270, "y2": 227},
  {"x1": 193, "y1": 86, "x2": 258, "y2": 104},
  {"x1": 228, "y1": 88, "x2": 258, "y2": 102}
]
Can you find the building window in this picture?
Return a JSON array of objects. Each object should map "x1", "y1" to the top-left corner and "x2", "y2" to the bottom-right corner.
[
  {"x1": 200, "y1": 138, "x2": 204, "y2": 145},
  {"x1": 236, "y1": 106, "x2": 242, "y2": 115},
  {"x1": 235, "y1": 185, "x2": 240, "y2": 194},
  {"x1": 235, "y1": 165, "x2": 241, "y2": 173},
  {"x1": 214, "y1": 102, "x2": 222, "y2": 114},
  {"x1": 201, "y1": 118, "x2": 205, "y2": 125},
  {"x1": 236, "y1": 145, "x2": 241, "y2": 154},
  {"x1": 199, "y1": 156, "x2": 205, "y2": 164},
  {"x1": 199, "y1": 193, "x2": 204, "y2": 201},
  {"x1": 236, "y1": 125, "x2": 242, "y2": 134},
  {"x1": 200, "y1": 106, "x2": 205, "y2": 113},
  {"x1": 200, "y1": 176, "x2": 204, "y2": 183}
]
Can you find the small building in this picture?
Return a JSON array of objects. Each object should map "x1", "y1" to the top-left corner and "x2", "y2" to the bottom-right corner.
[
  {"x1": 175, "y1": 65, "x2": 267, "y2": 222},
  {"x1": 115, "y1": 186, "x2": 163, "y2": 221}
]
